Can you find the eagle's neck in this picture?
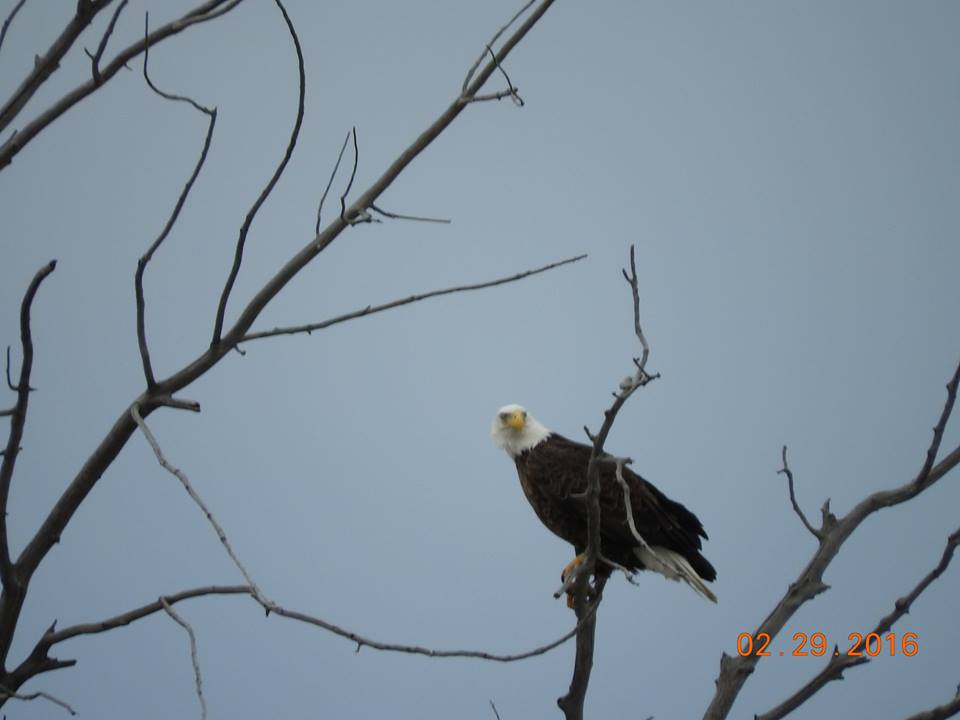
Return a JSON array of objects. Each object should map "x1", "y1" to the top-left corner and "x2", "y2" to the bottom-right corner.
[{"x1": 499, "y1": 419, "x2": 551, "y2": 459}]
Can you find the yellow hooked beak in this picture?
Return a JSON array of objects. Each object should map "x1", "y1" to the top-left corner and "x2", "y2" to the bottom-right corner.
[{"x1": 504, "y1": 410, "x2": 526, "y2": 431}]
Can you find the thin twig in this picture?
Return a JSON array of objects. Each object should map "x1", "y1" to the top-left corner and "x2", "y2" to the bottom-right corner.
[
  {"x1": 490, "y1": 699, "x2": 502, "y2": 720},
  {"x1": 369, "y1": 203, "x2": 451, "y2": 224},
  {"x1": 136, "y1": 12, "x2": 217, "y2": 387},
  {"x1": 240, "y1": 254, "x2": 586, "y2": 343},
  {"x1": 777, "y1": 445, "x2": 821, "y2": 540},
  {"x1": 315, "y1": 130, "x2": 351, "y2": 234},
  {"x1": 211, "y1": 0, "x2": 305, "y2": 345},
  {"x1": 462, "y1": 0, "x2": 536, "y2": 93},
  {"x1": 485, "y1": 44, "x2": 523, "y2": 106},
  {"x1": 4, "y1": 345, "x2": 14, "y2": 391},
  {"x1": 0, "y1": 0, "x2": 28, "y2": 56},
  {"x1": 161, "y1": 598, "x2": 207, "y2": 720},
  {"x1": 0, "y1": 683, "x2": 76, "y2": 715},
  {"x1": 131, "y1": 404, "x2": 268, "y2": 604},
  {"x1": 339, "y1": 126, "x2": 359, "y2": 223},
  {"x1": 89, "y1": 0, "x2": 128, "y2": 83}
]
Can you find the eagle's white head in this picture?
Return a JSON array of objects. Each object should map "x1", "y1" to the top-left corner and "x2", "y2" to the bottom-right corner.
[{"x1": 491, "y1": 403, "x2": 551, "y2": 458}]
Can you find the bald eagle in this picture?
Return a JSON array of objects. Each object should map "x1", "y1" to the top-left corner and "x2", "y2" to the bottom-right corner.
[{"x1": 491, "y1": 404, "x2": 717, "y2": 603}]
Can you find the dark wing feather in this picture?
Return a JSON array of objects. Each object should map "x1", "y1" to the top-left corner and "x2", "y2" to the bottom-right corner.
[{"x1": 514, "y1": 434, "x2": 716, "y2": 582}]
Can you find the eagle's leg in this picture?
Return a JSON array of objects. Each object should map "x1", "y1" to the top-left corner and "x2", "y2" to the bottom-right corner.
[{"x1": 560, "y1": 553, "x2": 588, "y2": 609}]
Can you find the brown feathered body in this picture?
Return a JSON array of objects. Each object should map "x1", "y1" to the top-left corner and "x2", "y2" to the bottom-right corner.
[{"x1": 514, "y1": 433, "x2": 716, "y2": 584}]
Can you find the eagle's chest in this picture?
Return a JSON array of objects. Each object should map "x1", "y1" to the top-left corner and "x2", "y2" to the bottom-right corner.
[{"x1": 515, "y1": 457, "x2": 581, "y2": 542}]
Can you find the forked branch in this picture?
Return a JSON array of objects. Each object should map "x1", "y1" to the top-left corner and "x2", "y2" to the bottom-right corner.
[
  {"x1": 705, "y1": 358, "x2": 960, "y2": 720},
  {"x1": 136, "y1": 14, "x2": 217, "y2": 387}
]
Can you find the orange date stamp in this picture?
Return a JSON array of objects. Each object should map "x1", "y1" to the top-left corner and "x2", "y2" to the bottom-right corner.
[{"x1": 737, "y1": 631, "x2": 919, "y2": 658}]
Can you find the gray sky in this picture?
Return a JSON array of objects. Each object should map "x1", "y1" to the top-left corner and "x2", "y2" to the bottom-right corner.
[{"x1": 1, "y1": 1, "x2": 959, "y2": 718}]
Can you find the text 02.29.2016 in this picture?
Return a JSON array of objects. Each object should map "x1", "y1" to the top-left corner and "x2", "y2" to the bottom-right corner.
[{"x1": 737, "y1": 631, "x2": 919, "y2": 658}]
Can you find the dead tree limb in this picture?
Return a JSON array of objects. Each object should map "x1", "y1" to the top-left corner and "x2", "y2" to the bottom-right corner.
[
  {"x1": 704, "y1": 358, "x2": 960, "y2": 720},
  {"x1": 558, "y1": 245, "x2": 657, "y2": 720},
  {"x1": 756, "y1": 526, "x2": 960, "y2": 720},
  {"x1": 0, "y1": 0, "x2": 560, "y2": 705},
  {"x1": 0, "y1": 0, "x2": 244, "y2": 171}
]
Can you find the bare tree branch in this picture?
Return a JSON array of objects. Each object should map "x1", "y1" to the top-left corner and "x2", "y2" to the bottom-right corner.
[
  {"x1": 777, "y1": 445, "x2": 822, "y2": 540},
  {"x1": 211, "y1": 0, "x2": 304, "y2": 345},
  {"x1": 135, "y1": 14, "x2": 217, "y2": 387},
  {"x1": 5, "y1": 3, "x2": 558, "y2": 697},
  {"x1": 756, "y1": 526, "x2": 960, "y2": 720},
  {"x1": 131, "y1": 403, "x2": 583, "y2": 663},
  {"x1": 161, "y1": 598, "x2": 207, "y2": 720},
  {"x1": 558, "y1": 244, "x2": 656, "y2": 720},
  {"x1": 0, "y1": 0, "x2": 114, "y2": 134},
  {"x1": 240, "y1": 254, "x2": 586, "y2": 343},
  {"x1": 0, "y1": 0, "x2": 28, "y2": 56},
  {"x1": 0, "y1": 0, "x2": 245, "y2": 171},
  {"x1": 315, "y1": 130, "x2": 351, "y2": 234},
  {"x1": 0, "y1": 260, "x2": 55, "y2": 595},
  {"x1": 0, "y1": 683, "x2": 76, "y2": 716},
  {"x1": 902, "y1": 692, "x2": 960, "y2": 720},
  {"x1": 704, "y1": 357, "x2": 960, "y2": 720},
  {"x1": 88, "y1": 0, "x2": 128, "y2": 84}
]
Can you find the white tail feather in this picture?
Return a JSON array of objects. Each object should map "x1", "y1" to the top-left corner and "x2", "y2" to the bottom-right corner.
[{"x1": 635, "y1": 546, "x2": 718, "y2": 603}]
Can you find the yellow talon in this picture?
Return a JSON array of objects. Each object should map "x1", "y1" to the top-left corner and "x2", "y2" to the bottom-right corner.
[{"x1": 561, "y1": 553, "x2": 588, "y2": 609}]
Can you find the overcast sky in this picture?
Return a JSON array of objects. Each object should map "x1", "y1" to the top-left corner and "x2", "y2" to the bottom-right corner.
[{"x1": 1, "y1": 1, "x2": 959, "y2": 718}]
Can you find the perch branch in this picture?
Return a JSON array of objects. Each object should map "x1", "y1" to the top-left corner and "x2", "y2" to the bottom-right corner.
[
  {"x1": 559, "y1": 244, "x2": 655, "y2": 720},
  {"x1": 704, "y1": 358, "x2": 960, "y2": 720},
  {"x1": 240, "y1": 254, "x2": 585, "y2": 343},
  {"x1": 211, "y1": 0, "x2": 304, "y2": 345},
  {"x1": 778, "y1": 445, "x2": 821, "y2": 540},
  {"x1": 161, "y1": 598, "x2": 207, "y2": 720},
  {"x1": 756, "y1": 526, "x2": 960, "y2": 720},
  {"x1": 136, "y1": 14, "x2": 217, "y2": 387}
]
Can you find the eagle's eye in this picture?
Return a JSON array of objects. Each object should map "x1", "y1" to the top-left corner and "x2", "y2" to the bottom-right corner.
[{"x1": 499, "y1": 412, "x2": 510, "y2": 422}]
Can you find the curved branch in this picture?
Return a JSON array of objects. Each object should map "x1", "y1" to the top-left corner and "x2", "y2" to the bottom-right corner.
[
  {"x1": 0, "y1": 0, "x2": 29, "y2": 56},
  {"x1": 0, "y1": 0, "x2": 244, "y2": 172},
  {"x1": 777, "y1": 445, "x2": 821, "y2": 540},
  {"x1": 704, "y1": 358, "x2": 960, "y2": 720},
  {"x1": 211, "y1": 0, "x2": 305, "y2": 345},
  {"x1": 136, "y1": 15, "x2": 217, "y2": 387}
]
